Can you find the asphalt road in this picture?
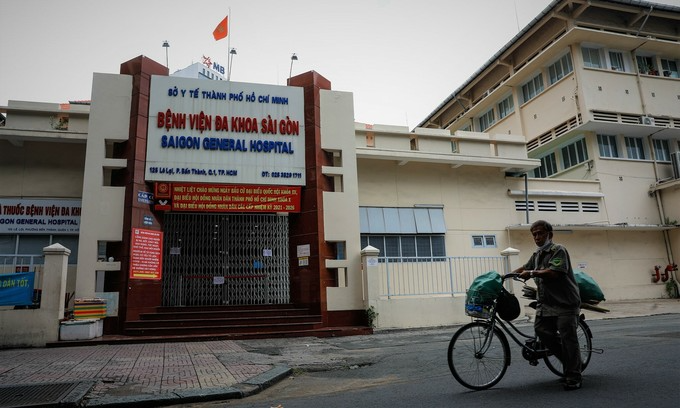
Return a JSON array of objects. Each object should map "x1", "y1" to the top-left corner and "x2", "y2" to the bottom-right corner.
[{"x1": 176, "y1": 314, "x2": 680, "y2": 408}]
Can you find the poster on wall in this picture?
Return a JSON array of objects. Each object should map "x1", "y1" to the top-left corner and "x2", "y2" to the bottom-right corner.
[
  {"x1": 0, "y1": 198, "x2": 81, "y2": 234},
  {"x1": 0, "y1": 272, "x2": 35, "y2": 306},
  {"x1": 145, "y1": 76, "x2": 306, "y2": 186},
  {"x1": 129, "y1": 228, "x2": 163, "y2": 280}
]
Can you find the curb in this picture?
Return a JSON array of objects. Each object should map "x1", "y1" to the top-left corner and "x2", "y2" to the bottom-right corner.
[
  {"x1": 83, "y1": 365, "x2": 292, "y2": 407},
  {"x1": 241, "y1": 365, "x2": 293, "y2": 396}
]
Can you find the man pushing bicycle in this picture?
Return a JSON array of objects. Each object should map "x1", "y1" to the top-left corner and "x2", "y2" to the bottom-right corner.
[{"x1": 513, "y1": 220, "x2": 583, "y2": 391}]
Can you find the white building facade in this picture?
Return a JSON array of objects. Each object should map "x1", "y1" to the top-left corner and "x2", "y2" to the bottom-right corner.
[
  {"x1": 412, "y1": 0, "x2": 680, "y2": 304},
  {"x1": 1, "y1": 0, "x2": 678, "y2": 341}
]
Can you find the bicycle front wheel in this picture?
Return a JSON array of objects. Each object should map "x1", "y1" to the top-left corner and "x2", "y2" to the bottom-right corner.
[
  {"x1": 447, "y1": 322, "x2": 510, "y2": 390},
  {"x1": 544, "y1": 318, "x2": 593, "y2": 377}
]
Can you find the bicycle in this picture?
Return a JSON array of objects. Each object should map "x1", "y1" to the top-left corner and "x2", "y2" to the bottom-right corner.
[{"x1": 447, "y1": 273, "x2": 602, "y2": 390}]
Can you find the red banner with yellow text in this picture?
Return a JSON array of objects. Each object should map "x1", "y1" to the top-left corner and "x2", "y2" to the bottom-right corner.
[{"x1": 159, "y1": 183, "x2": 301, "y2": 213}]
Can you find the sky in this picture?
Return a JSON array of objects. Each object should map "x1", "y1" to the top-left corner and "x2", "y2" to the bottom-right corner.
[{"x1": 2, "y1": 0, "x2": 679, "y2": 128}]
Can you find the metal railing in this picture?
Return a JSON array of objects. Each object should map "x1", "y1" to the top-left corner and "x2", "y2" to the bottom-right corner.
[
  {"x1": 0, "y1": 254, "x2": 44, "y2": 275},
  {"x1": 376, "y1": 256, "x2": 509, "y2": 298}
]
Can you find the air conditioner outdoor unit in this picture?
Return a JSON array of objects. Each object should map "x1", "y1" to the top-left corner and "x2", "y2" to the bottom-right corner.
[
  {"x1": 671, "y1": 151, "x2": 680, "y2": 180},
  {"x1": 640, "y1": 116, "x2": 655, "y2": 126}
]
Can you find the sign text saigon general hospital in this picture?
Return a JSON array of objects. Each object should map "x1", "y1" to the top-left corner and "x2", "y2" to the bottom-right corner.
[{"x1": 146, "y1": 76, "x2": 306, "y2": 186}]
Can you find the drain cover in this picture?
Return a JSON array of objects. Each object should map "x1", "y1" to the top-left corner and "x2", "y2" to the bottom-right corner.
[{"x1": 0, "y1": 381, "x2": 94, "y2": 408}]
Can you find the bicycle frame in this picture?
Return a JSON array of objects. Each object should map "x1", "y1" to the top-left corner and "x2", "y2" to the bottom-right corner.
[
  {"x1": 474, "y1": 305, "x2": 551, "y2": 360},
  {"x1": 473, "y1": 292, "x2": 599, "y2": 361}
]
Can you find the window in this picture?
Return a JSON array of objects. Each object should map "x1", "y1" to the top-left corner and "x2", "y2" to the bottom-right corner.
[
  {"x1": 548, "y1": 52, "x2": 573, "y2": 84},
  {"x1": 451, "y1": 140, "x2": 459, "y2": 153},
  {"x1": 0, "y1": 234, "x2": 79, "y2": 267},
  {"x1": 652, "y1": 139, "x2": 670, "y2": 162},
  {"x1": 625, "y1": 137, "x2": 646, "y2": 160},
  {"x1": 360, "y1": 207, "x2": 446, "y2": 235},
  {"x1": 478, "y1": 109, "x2": 495, "y2": 132},
  {"x1": 384, "y1": 236, "x2": 400, "y2": 258},
  {"x1": 362, "y1": 235, "x2": 446, "y2": 259},
  {"x1": 400, "y1": 236, "x2": 416, "y2": 257},
  {"x1": 431, "y1": 236, "x2": 445, "y2": 257},
  {"x1": 582, "y1": 47, "x2": 603, "y2": 68},
  {"x1": 661, "y1": 58, "x2": 679, "y2": 78},
  {"x1": 521, "y1": 74, "x2": 544, "y2": 103},
  {"x1": 561, "y1": 138, "x2": 589, "y2": 169},
  {"x1": 533, "y1": 153, "x2": 557, "y2": 178},
  {"x1": 472, "y1": 235, "x2": 497, "y2": 248},
  {"x1": 497, "y1": 95, "x2": 514, "y2": 119},
  {"x1": 52, "y1": 236, "x2": 79, "y2": 263},
  {"x1": 597, "y1": 134, "x2": 619, "y2": 158},
  {"x1": 334, "y1": 242, "x2": 346, "y2": 259},
  {"x1": 360, "y1": 207, "x2": 446, "y2": 260},
  {"x1": 609, "y1": 51, "x2": 625, "y2": 71},
  {"x1": 636, "y1": 55, "x2": 658, "y2": 75}
]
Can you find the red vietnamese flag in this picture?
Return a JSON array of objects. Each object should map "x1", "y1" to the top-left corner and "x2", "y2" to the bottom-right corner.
[{"x1": 213, "y1": 16, "x2": 228, "y2": 41}]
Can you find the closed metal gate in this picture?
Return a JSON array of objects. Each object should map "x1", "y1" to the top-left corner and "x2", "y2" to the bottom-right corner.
[{"x1": 161, "y1": 213, "x2": 290, "y2": 306}]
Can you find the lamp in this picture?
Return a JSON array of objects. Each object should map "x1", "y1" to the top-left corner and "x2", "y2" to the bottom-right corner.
[
  {"x1": 289, "y1": 53, "x2": 298, "y2": 80},
  {"x1": 228, "y1": 48, "x2": 237, "y2": 81},
  {"x1": 162, "y1": 41, "x2": 170, "y2": 69}
]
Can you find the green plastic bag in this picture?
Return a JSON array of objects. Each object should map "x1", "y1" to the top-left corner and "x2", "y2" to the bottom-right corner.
[
  {"x1": 467, "y1": 271, "x2": 503, "y2": 304},
  {"x1": 573, "y1": 270, "x2": 605, "y2": 302}
]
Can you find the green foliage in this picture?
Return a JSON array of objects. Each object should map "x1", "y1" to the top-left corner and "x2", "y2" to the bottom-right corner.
[{"x1": 366, "y1": 306, "x2": 378, "y2": 328}]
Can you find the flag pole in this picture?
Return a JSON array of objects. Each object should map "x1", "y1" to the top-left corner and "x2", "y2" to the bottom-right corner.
[
  {"x1": 227, "y1": 8, "x2": 231, "y2": 58},
  {"x1": 227, "y1": 8, "x2": 232, "y2": 81}
]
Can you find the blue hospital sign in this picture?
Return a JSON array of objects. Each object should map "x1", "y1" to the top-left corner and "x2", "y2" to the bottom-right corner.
[{"x1": 145, "y1": 76, "x2": 306, "y2": 186}]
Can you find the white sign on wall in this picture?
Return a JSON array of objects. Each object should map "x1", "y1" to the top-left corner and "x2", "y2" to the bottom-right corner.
[
  {"x1": 297, "y1": 244, "x2": 310, "y2": 258},
  {"x1": 146, "y1": 76, "x2": 306, "y2": 186},
  {"x1": 0, "y1": 198, "x2": 81, "y2": 234}
]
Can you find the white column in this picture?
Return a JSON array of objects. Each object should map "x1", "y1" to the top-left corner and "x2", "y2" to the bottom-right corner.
[
  {"x1": 43, "y1": 243, "x2": 71, "y2": 339},
  {"x1": 361, "y1": 245, "x2": 381, "y2": 327},
  {"x1": 500, "y1": 247, "x2": 521, "y2": 294}
]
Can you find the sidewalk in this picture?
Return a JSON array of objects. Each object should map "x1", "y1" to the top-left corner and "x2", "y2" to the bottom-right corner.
[{"x1": 0, "y1": 298, "x2": 678, "y2": 408}]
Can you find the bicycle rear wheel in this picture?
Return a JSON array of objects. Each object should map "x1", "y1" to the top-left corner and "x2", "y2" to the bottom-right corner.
[
  {"x1": 447, "y1": 321, "x2": 510, "y2": 390},
  {"x1": 544, "y1": 318, "x2": 592, "y2": 377}
]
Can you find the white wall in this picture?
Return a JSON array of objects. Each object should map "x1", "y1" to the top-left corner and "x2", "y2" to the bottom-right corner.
[
  {"x1": 508, "y1": 229, "x2": 669, "y2": 300},
  {"x1": 320, "y1": 89, "x2": 365, "y2": 311},
  {"x1": 75, "y1": 73, "x2": 131, "y2": 297}
]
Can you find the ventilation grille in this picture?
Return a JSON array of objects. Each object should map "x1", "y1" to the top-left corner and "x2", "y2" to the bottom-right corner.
[
  {"x1": 581, "y1": 202, "x2": 600, "y2": 212},
  {"x1": 592, "y1": 111, "x2": 680, "y2": 129},
  {"x1": 526, "y1": 115, "x2": 582, "y2": 152},
  {"x1": 537, "y1": 201, "x2": 557, "y2": 211},
  {"x1": 591, "y1": 111, "x2": 620, "y2": 123},
  {"x1": 560, "y1": 202, "x2": 580, "y2": 212},
  {"x1": 515, "y1": 200, "x2": 599, "y2": 213}
]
